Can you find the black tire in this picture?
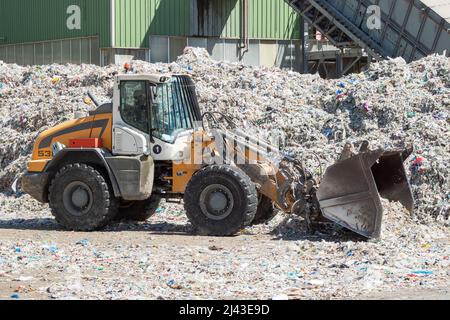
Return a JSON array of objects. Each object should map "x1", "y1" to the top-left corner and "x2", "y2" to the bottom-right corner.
[
  {"x1": 251, "y1": 195, "x2": 278, "y2": 225},
  {"x1": 184, "y1": 165, "x2": 258, "y2": 236},
  {"x1": 49, "y1": 163, "x2": 119, "y2": 231},
  {"x1": 117, "y1": 196, "x2": 162, "y2": 221}
]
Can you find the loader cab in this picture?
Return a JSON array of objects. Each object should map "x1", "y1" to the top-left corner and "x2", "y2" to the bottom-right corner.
[{"x1": 112, "y1": 74, "x2": 202, "y2": 160}]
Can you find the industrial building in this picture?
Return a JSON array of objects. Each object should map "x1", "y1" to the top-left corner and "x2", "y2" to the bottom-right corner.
[
  {"x1": 0, "y1": 1, "x2": 306, "y2": 69},
  {"x1": 0, "y1": 0, "x2": 449, "y2": 78}
]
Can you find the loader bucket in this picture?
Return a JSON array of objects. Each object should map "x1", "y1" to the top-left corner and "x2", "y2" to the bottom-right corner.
[{"x1": 316, "y1": 149, "x2": 414, "y2": 238}]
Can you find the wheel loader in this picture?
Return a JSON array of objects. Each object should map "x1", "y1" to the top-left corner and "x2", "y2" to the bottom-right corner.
[{"x1": 22, "y1": 74, "x2": 414, "y2": 238}]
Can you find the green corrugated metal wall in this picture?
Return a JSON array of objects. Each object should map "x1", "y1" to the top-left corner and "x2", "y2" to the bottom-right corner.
[
  {"x1": 114, "y1": 0, "x2": 301, "y2": 48},
  {"x1": 196, "y1": 0, "x2": 300, "y2": 39},
  {"x1": 0, "y1": 0, "x2": 111, "y2": 47},
  {"x1": 114, "y1": 0, "x2": 191, "y2": 48},
  {"x1": 0, "y1": 0, "x2": 301, "y2": 50},
  {"x1": 193, "y1": 0, "x2": 241, "y2": 38},
  {"x1": 249, "y1": 0, "x2": 301, "y2": 39}
]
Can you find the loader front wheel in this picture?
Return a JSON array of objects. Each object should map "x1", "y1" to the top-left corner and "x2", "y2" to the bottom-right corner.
[
  {"x1": 184, "y1": 165, "x2": 258, "y2": 236},
  {"x1": 251, "y1": 195, "x2": 278, "y2": 225},
  {"x1": 49, "y1": 164, "x2": 119, "y2": 231}
]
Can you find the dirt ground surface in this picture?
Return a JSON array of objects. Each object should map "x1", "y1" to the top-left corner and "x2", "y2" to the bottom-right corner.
[
  {"x1": 0, "y1": 229, "x2": 449, "y2": 300},
  {"x1": 0, "y1": 195, "x2": 448, "y2": 300}
]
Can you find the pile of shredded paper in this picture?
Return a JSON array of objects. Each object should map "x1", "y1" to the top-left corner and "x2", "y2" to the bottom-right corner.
[{"x1": 0, "y1": 48, "x2": 448, "y2": 222}]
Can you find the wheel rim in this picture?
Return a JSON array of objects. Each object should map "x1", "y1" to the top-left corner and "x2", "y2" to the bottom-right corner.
[
  {"x1": 62, "y1": 181, "x2": 94, "y2": 216},
  {"x1": 199, "y1": 184, "x2": 234, "y2": 220}
]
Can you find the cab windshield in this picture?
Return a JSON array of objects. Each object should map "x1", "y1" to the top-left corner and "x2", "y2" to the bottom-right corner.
[{"x1": 150, "y1": 76, "x2": 201, "y2": 143}]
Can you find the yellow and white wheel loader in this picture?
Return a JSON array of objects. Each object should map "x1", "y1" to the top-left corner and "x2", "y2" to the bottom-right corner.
[{"x1": 22, "y1": 74, "x2": 414, "y2": 238}]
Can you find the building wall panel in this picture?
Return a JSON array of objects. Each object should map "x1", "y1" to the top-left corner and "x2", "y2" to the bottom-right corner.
[
  {"x1": 249, "y1": 0, "x2": 301, "y2": 39},
  {"x1": 0, "y1": 37, "x2": 100, "y2": 66},
  {"x1": 0, "y1": 0, "x2": 111, "y2": 47},
  {"x1": 114, "y1": 0, "x2": 191, "y2": 48},
  {"x1": 0, "y1": 0, "x2": 302, "y2": 53},
  {"x1": 193, "y1": 0, "x2": 301, "y2": 39},
  {"x1": 115, "y1": 0, "x2": 301, "y2": 49}
]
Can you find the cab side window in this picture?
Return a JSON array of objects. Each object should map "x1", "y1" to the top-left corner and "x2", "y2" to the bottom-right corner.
[{"x1": 119, "y1": 81, "x2": 149, "y2": 133}]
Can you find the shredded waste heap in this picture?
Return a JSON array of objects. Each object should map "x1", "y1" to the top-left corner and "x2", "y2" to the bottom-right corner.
[{"x1": 0, "y1": 48, "x2": 448, "y2": 223}]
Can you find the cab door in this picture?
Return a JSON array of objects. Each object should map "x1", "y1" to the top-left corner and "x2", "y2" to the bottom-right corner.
[{"x1": 112, "y1": 80, "x2": 150, "y2": 156}]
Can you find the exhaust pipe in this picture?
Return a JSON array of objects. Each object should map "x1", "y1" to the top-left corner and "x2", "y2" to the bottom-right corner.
[{"x1": 316, "y1": 145, "x2": 414, "y2": 238}]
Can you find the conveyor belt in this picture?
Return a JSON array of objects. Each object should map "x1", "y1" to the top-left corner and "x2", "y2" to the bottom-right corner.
[{"x1": 286, "y1": 0, "x2": 450, "y2": 62}]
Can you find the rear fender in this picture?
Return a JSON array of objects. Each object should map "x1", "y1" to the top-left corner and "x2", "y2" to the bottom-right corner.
[{"x1": 44, "y1": 148, "x2": 121, "y2": 197}]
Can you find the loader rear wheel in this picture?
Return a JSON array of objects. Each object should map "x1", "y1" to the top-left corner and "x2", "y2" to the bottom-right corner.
[
  {"x1": 251, "y1": 195, "x2": 278, "y2": 225},
  {"x1": 49, "y1": 164, "x2": 119, "y2": 231},
  {"x1": 117, "y1": 196, "x2": 162, "y2": 221},
  {"x1": 184, "y1": 165, "x2": 258, "y2": 236}
]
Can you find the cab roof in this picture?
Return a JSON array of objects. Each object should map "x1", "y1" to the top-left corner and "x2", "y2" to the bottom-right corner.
[{"x1": 116, "y1": 74, "x2": 190, "y2": 84}]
